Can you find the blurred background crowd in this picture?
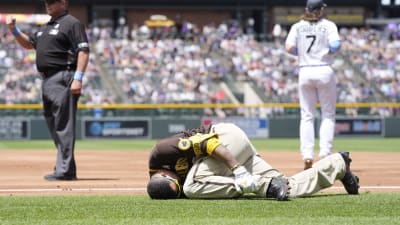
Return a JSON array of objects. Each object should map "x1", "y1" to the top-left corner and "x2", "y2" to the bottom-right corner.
[{"x1": 0, "y1": 19, "x2": 399, "y2": 117}]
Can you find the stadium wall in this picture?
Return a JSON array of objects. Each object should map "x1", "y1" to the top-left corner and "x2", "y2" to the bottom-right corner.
[{"x1": 1, "y1": 116, "x2": 399, "y2": 140}]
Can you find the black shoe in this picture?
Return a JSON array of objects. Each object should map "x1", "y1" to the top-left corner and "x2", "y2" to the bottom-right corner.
[
  {"x1": 266, "y1": 177, "x2": 289, "y2": 201},
  {"x1": 339, "y1": 152, "x2": 359, "y2": 195},
  {"x1": 44, "y1": 173, "x2": 77, "y2": 181}
]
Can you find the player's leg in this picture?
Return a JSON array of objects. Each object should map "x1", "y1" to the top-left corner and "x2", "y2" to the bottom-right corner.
[
  {"x1": 183, "y1": 156, "x2": 242, "y2": 199},
  {"x1": 183, "y1": 155, "x2": 282, "y2": 199},
  {"x1": 298, "y1": 68, "x2": 318, "y2": 168},
  {"x1": 316, "y1": 67, "x2": 336, "y2": 158},
  {"x1": 210, "y1": 123, "x2": 257, "y2": 164},
  {"x1": 287, "y1": 152, "x2": 345, "y2": 198}
]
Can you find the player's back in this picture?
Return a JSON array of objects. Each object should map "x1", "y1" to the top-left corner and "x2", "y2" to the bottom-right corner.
[{"x1": 290, "y1": 18, "x2": 338, "y2": 67}]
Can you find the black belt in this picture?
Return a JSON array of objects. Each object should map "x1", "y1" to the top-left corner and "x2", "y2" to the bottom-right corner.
[
  {"x1": 40, "y1": 68, "x2": 73, "y2": 78},
  {"x1": 41, "y1": 70, "x2": 61, "y2": 78}
]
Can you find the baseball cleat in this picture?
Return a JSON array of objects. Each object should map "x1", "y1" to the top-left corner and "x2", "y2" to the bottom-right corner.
[
  {"x1": 266, "y1": 177, "x2": 289, "y2": 201},
  {"x1": 339, "y1": 152, "x2": 359, "y2": 195}
]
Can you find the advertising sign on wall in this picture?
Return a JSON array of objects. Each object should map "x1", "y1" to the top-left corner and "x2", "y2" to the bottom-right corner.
[
  {"x1": 335, "y1": 118, "x2": 383, "y2": 136},
  {"x1": 201, "y1": 117, "x2": 268, "y2": 138},
  {"x1": 0, "y1": 118, "x2": 29, "y2": 140},
  {"x1": 83, "y1": 118, "x2": 150, "y2": 139}
]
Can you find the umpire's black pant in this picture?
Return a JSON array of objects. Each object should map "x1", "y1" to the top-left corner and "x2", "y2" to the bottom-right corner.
[{"x1": 42, "y1": 70, "x2": 79, "y2": 177}]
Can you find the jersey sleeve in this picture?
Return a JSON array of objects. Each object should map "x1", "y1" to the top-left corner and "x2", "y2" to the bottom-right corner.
[
  {"x1": 70, "y1": 21, "x2": 90, "y2": 52},
  {"x1": 185, "y1": 133, "x2": 222, "y2": 156},
  {"x1": 327, "y1": 22, "x2": 340, "y2": 43},
  {"x1": 285, "y1": 23, "x2": 298, "y2": 47}
]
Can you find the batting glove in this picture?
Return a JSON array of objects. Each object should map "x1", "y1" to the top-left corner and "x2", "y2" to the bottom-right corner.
[{"x1": 232, "y1": 166, "x2": 257, "y2": 193}]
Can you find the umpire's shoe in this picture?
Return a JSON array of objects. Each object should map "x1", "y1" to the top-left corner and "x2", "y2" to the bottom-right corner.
[
  {"x1": 266, "y1": 177, "x2": 289, "y2": 201},
  {"x1": 44, "y1": 173, "x2": 77, "y2": 181},
  {"x1": 339, "y1": 152, "x2": 359, "y2": 195}
]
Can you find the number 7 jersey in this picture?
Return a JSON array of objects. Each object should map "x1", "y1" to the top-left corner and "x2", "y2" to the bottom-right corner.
[{"x1": 285, "y1": 18, "x2": 340, "y2": 67}]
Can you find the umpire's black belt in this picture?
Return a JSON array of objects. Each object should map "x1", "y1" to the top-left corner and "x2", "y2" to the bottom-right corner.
[{"x1": 40, "y1": 68, "x2": 71, "y2": 78}]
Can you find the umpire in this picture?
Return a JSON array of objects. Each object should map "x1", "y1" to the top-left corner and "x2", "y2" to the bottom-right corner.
[{"x1": 6, "y1": 0, "x2": 89, "y2": 180}]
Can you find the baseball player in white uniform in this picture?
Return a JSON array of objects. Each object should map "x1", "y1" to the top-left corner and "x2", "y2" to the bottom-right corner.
[{"x1": 285, "y1": 0, "x2": 341, "y2": 169}]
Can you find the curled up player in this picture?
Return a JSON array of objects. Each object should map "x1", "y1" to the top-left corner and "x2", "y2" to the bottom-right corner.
[{"x1": 147, "y1": 122, "x2": 359, "y2": 200}]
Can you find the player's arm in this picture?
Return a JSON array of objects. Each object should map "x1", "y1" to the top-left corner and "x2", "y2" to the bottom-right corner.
[
  {"x1": 211, "y1": 144, "x2": 239, "y2": 171},
  {"x1": 76, "y1": 51, "x2": 89, "y2": 74},
  {"x1": 327, "y1": 23, "x2": 341, "y2": 54},
  {"x1": 285, "y1": 44, "x2": 298, "y2": 56},
  {"x1": 188, "y1": 133, "x2": 257, "y2": 193},
  {"x1": 6, "y1": 17, "x2": 34, "y2": 50},
  {"x1": 70, "y1": 22, "x2": 90, "y2": 94},
  {"x1": 187, "y1": 133, "x2": 238, "y2": 169},
  {"x1": 70, "y1": 50, "x2": 89, "y2": 94},
  {"x1": 285, "y1": 24, "x2": 298, "y2": 56},
  {"x1": 328, "y1": 40, "x2": 341, "y2": 54},
  {"x1": 210, "y1": 140, "x2": 257, "y2": 193}
]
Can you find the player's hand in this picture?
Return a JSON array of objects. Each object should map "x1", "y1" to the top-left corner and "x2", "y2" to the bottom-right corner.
[
  {"x1": 232, "y1": 166, "x2": 257, "y2": 193},
  {"x1": 6, "y1": 16, "x2": 16, "y2": 30},
  {"x1": 70, "y1": 79, "x2": 82, "y2": 94}
]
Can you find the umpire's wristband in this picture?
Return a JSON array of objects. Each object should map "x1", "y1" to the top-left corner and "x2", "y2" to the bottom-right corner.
[
  {"x1": 73, "y1": 71, "x2": 84, "y2": 81},
  {"x1": 12, "y1": 27, "x2": 21, "y2": 37}
]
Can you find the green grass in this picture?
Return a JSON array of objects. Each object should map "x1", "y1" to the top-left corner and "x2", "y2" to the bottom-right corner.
[
  {"x1": 1, "y1": 193, "x2": 400, "y2": 225},
  {"x1": 1, "y1": 138, "x2": 399, "y2": 224},
  {"x1": 1, "y1": 138, "x2": 400, "y2": 152}
]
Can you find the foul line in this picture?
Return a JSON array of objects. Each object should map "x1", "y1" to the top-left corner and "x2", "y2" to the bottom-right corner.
[
  {"x1": 0, "y1": 187, "x2": 146, "y2": 193},
  {"x1": 0, "y1": 186, "x2": 400, "y2": 193}
]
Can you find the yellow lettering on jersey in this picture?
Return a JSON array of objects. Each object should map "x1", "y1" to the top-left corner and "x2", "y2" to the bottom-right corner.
[
  {"x1": 178, "y1": 138, "x2": 191, "y2": 151},
  {"x1": 175, "y1": 157, "x2": 189, "y2": 177}
]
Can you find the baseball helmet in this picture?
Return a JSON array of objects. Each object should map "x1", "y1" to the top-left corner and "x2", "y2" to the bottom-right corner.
[
  {"x1": 306, "y1": 0, "x2": 327, "y2": 11},
  {"x1": 147, "y1": 173, "x2": 182, "y2": 199}
]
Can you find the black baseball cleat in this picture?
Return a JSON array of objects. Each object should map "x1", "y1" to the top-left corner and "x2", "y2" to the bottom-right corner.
[
  {"x1": 44, "y1": 173, "x2": 77, "y2": 181},
  {"x1": 266, "y1": 177, "x2": 289, "y2": 201},
  {"x1": 339, "y1": 152, "x2": 359, "y2": 195}
]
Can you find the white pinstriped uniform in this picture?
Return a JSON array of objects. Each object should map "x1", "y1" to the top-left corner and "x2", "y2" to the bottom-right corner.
[{"x1": 285, "y1": 18, "x2": 340, "y2": 161}]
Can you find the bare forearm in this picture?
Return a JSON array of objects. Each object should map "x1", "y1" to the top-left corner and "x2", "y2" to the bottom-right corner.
[
  {"x1": 285, "y1": 45, "x2": 298, "y2": 56},
  {"x1": 14, "y1": 32, "x2": 34, "y2": 49},
  {"x1": 76, "y1": 51, "x2": 89, "y2": 72},
  {"x1": 211, "y1": 145, "x2": 239, "y2": 170}
]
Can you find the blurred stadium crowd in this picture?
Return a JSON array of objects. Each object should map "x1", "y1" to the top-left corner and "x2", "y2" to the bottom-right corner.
[{"x1": 0, "y1": 20, "x2": 399, "y2": 116}]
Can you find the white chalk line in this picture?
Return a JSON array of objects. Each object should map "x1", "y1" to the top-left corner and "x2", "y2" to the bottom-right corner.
[
  {"x1": 0, "y1": 186, "x2": 400, "y2": 193},
  {"x1": 0, "y1": 187, "x2": 146, "y2": 192}
]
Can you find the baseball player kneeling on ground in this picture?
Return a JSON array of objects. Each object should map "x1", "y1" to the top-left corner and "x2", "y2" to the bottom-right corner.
[{"x1": 147, "y1": 122, "x2": 359, "y2": 200}]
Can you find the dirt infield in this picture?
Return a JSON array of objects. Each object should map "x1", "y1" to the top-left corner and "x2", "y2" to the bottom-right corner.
[{"x1": 1, "y1": 150, "x2": 400, "y2": 196}]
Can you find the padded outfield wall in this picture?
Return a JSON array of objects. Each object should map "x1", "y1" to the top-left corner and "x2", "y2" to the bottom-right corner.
[{"x1": 1, "y1": 116, "x2": 399, "y2": 140}]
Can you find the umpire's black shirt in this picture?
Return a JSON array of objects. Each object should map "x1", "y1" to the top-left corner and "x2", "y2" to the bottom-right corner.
[{"x1": 29, "y1": 11, "x2": 89, "y2": 72}]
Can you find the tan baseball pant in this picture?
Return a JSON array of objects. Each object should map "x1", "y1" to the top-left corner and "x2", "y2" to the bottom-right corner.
[{"x1": 183, "y1": 123, "x2": 346, "y2": 199}]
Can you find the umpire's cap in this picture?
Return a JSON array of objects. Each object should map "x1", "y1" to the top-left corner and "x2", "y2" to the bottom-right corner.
[
  {"x1": 147, "y1": 172, "x2": 182, "y2": 199},
  {"x1": 306, "y1": 0, "x2": 327, "y2": 11}
]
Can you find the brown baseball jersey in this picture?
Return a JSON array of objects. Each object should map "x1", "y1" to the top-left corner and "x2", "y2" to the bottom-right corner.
[{"x1": 148, "y1": 123, "x2": 222, "y2": 183}]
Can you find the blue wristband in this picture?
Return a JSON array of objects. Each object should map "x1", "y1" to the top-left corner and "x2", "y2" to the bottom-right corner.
[
  {"x1": 12, "y1": 27, "x2": 21, "y2": 36},
  {"x1": 73, "y1": 71, "x2": 84, "y2": 81},
  {"x1": 289, "y1": 47, "x2": 298, "y2": 56}
]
